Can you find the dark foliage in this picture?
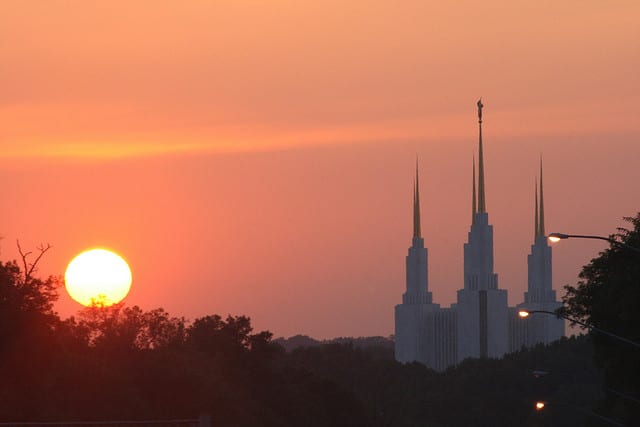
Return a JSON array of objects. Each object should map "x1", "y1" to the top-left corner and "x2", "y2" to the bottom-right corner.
[
  {"x1": 286, "y1": 337, "x2": 601, "y2": 427},
  {"x1": 0, "y1": 256, "x2": 607, "y2": 426}
]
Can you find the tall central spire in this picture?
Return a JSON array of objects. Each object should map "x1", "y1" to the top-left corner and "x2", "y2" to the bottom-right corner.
[
  {"x1": 534, "y1": 180, "x2": 539, "y2": 239},
  {"x1": 472, "y1": 155, "x2": 477, "y2": 223},
  {"x1": 413, "y1": 158, "x2": 422, "y2": 238},
  {"x1": 538, "y1": 157, "x2": 545, "y2": 237},
  {"x1": 477, "y1": 99, "x2": 486, "y2": 213}
]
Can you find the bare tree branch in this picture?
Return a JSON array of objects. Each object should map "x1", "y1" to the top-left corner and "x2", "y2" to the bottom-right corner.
[
  {"x1": 17, "y1": 240, "x2": 31, "y2": 283},
  {"x1": 17, "y1": 240, "x2": 52, "y2": 284}
]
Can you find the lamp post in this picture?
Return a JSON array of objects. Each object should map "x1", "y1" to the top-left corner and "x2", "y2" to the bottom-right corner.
[
  {"x1": 547, "y1": 232, "x2": 640, "y2": 254},
  {"x1": 518, "y1": 310, "x2": 640, "y2": 350}
]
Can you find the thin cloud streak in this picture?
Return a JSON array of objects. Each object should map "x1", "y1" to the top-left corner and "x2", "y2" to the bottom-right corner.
[{"x1": 3, "y1": 97, "x2": 638, "y2": 160}]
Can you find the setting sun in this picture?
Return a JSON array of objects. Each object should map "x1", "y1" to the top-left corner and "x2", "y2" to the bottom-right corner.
[{"x1": 65, "y1": 248, "x2": 132, "y2": 307}]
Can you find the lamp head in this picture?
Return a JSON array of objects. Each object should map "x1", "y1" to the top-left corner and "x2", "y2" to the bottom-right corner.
[
  {"x1": 535, "y1": 402, "x2": 545, "y2": 410},
  {"x1": 548, "y1": 232, "x2": 569, "y2": 243},
  {"x1": 518, "y1": 310, "x2": 531, "y2": 318}
]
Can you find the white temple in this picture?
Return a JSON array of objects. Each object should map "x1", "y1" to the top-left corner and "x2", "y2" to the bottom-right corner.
[{"x1": 394, "y1": 100, "x2": 564, "y2": 370}]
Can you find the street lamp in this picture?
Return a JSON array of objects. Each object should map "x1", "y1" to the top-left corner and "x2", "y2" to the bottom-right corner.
[
  {"x1": 547, "y1": 232, "x2": 640, "y2": 254},
  {"x1": 518, "y1": 310, "x2": 640, "y2": 349},
  {"x1": 533, "y1": 401, "x2": 625, "y2": 426}
]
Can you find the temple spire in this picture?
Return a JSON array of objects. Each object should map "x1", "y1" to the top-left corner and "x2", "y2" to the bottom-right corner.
[
  {"x1": 472, "y1": 156, "x2": 477, "y2": 223},
  {"x1": 413, "y1": 158, "x2": 422, "y2": 238},
  {"x1": 539, "y1": 157, "x2": 545, "y2": 237},
  {"x1": 534, "y1": 180, "x2": 539, "y2": 239},
  {"x1": 477, "y1": 99, "x2": 486, "y2": 213}
]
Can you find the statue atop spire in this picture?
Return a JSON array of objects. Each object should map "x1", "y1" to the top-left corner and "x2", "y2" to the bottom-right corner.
[
  {"x1": 477, "y1": 99, "x2": 486, "y2": 213},
  {"x1": 538, "y1": 157, "x2": 545, "y2": 237},
  {"x1": 413, "y1": 158, "x2": 422, "y2": 238}
]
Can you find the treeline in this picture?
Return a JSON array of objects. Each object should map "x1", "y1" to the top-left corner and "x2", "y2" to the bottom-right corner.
[
  {"x1": 286, "y1": 336, "x2": 603, "y2": 426},
  {"x1": 274, "y1": 335, "x2": 394, "y2": 353},
  {"x1": 0, "y1": 258, "x2": 604, "y2": 426}
]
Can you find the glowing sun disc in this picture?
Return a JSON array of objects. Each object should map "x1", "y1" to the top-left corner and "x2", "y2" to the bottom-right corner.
[{"x1": 65, "y1": 248, "x2": 132, "y2": 307}]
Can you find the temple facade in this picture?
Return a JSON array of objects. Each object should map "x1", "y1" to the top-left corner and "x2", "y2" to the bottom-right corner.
[{"x1": 394, "y1": 100, "x2": 564, "y2": 371}]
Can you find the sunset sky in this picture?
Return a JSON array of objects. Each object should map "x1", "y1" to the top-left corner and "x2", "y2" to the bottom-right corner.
[{"x1": 1, "y1": 1, "x2": 639, "y2": 338}]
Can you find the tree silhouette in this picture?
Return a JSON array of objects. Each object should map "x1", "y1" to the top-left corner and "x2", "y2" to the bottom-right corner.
[
  {"x1": 74, "y1": 304, "x2": 186, "y2": 350},
  {"x1": 562, "y1": 213, "x2": 640, "y2": 423},
  {"x1": 0, "y1": 244, "x2": 62, "y2": 420}
]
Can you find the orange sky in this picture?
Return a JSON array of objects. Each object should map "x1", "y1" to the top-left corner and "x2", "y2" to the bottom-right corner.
[{"x1": 1, "y1": 1, "x2": 639, "y2": 338}]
